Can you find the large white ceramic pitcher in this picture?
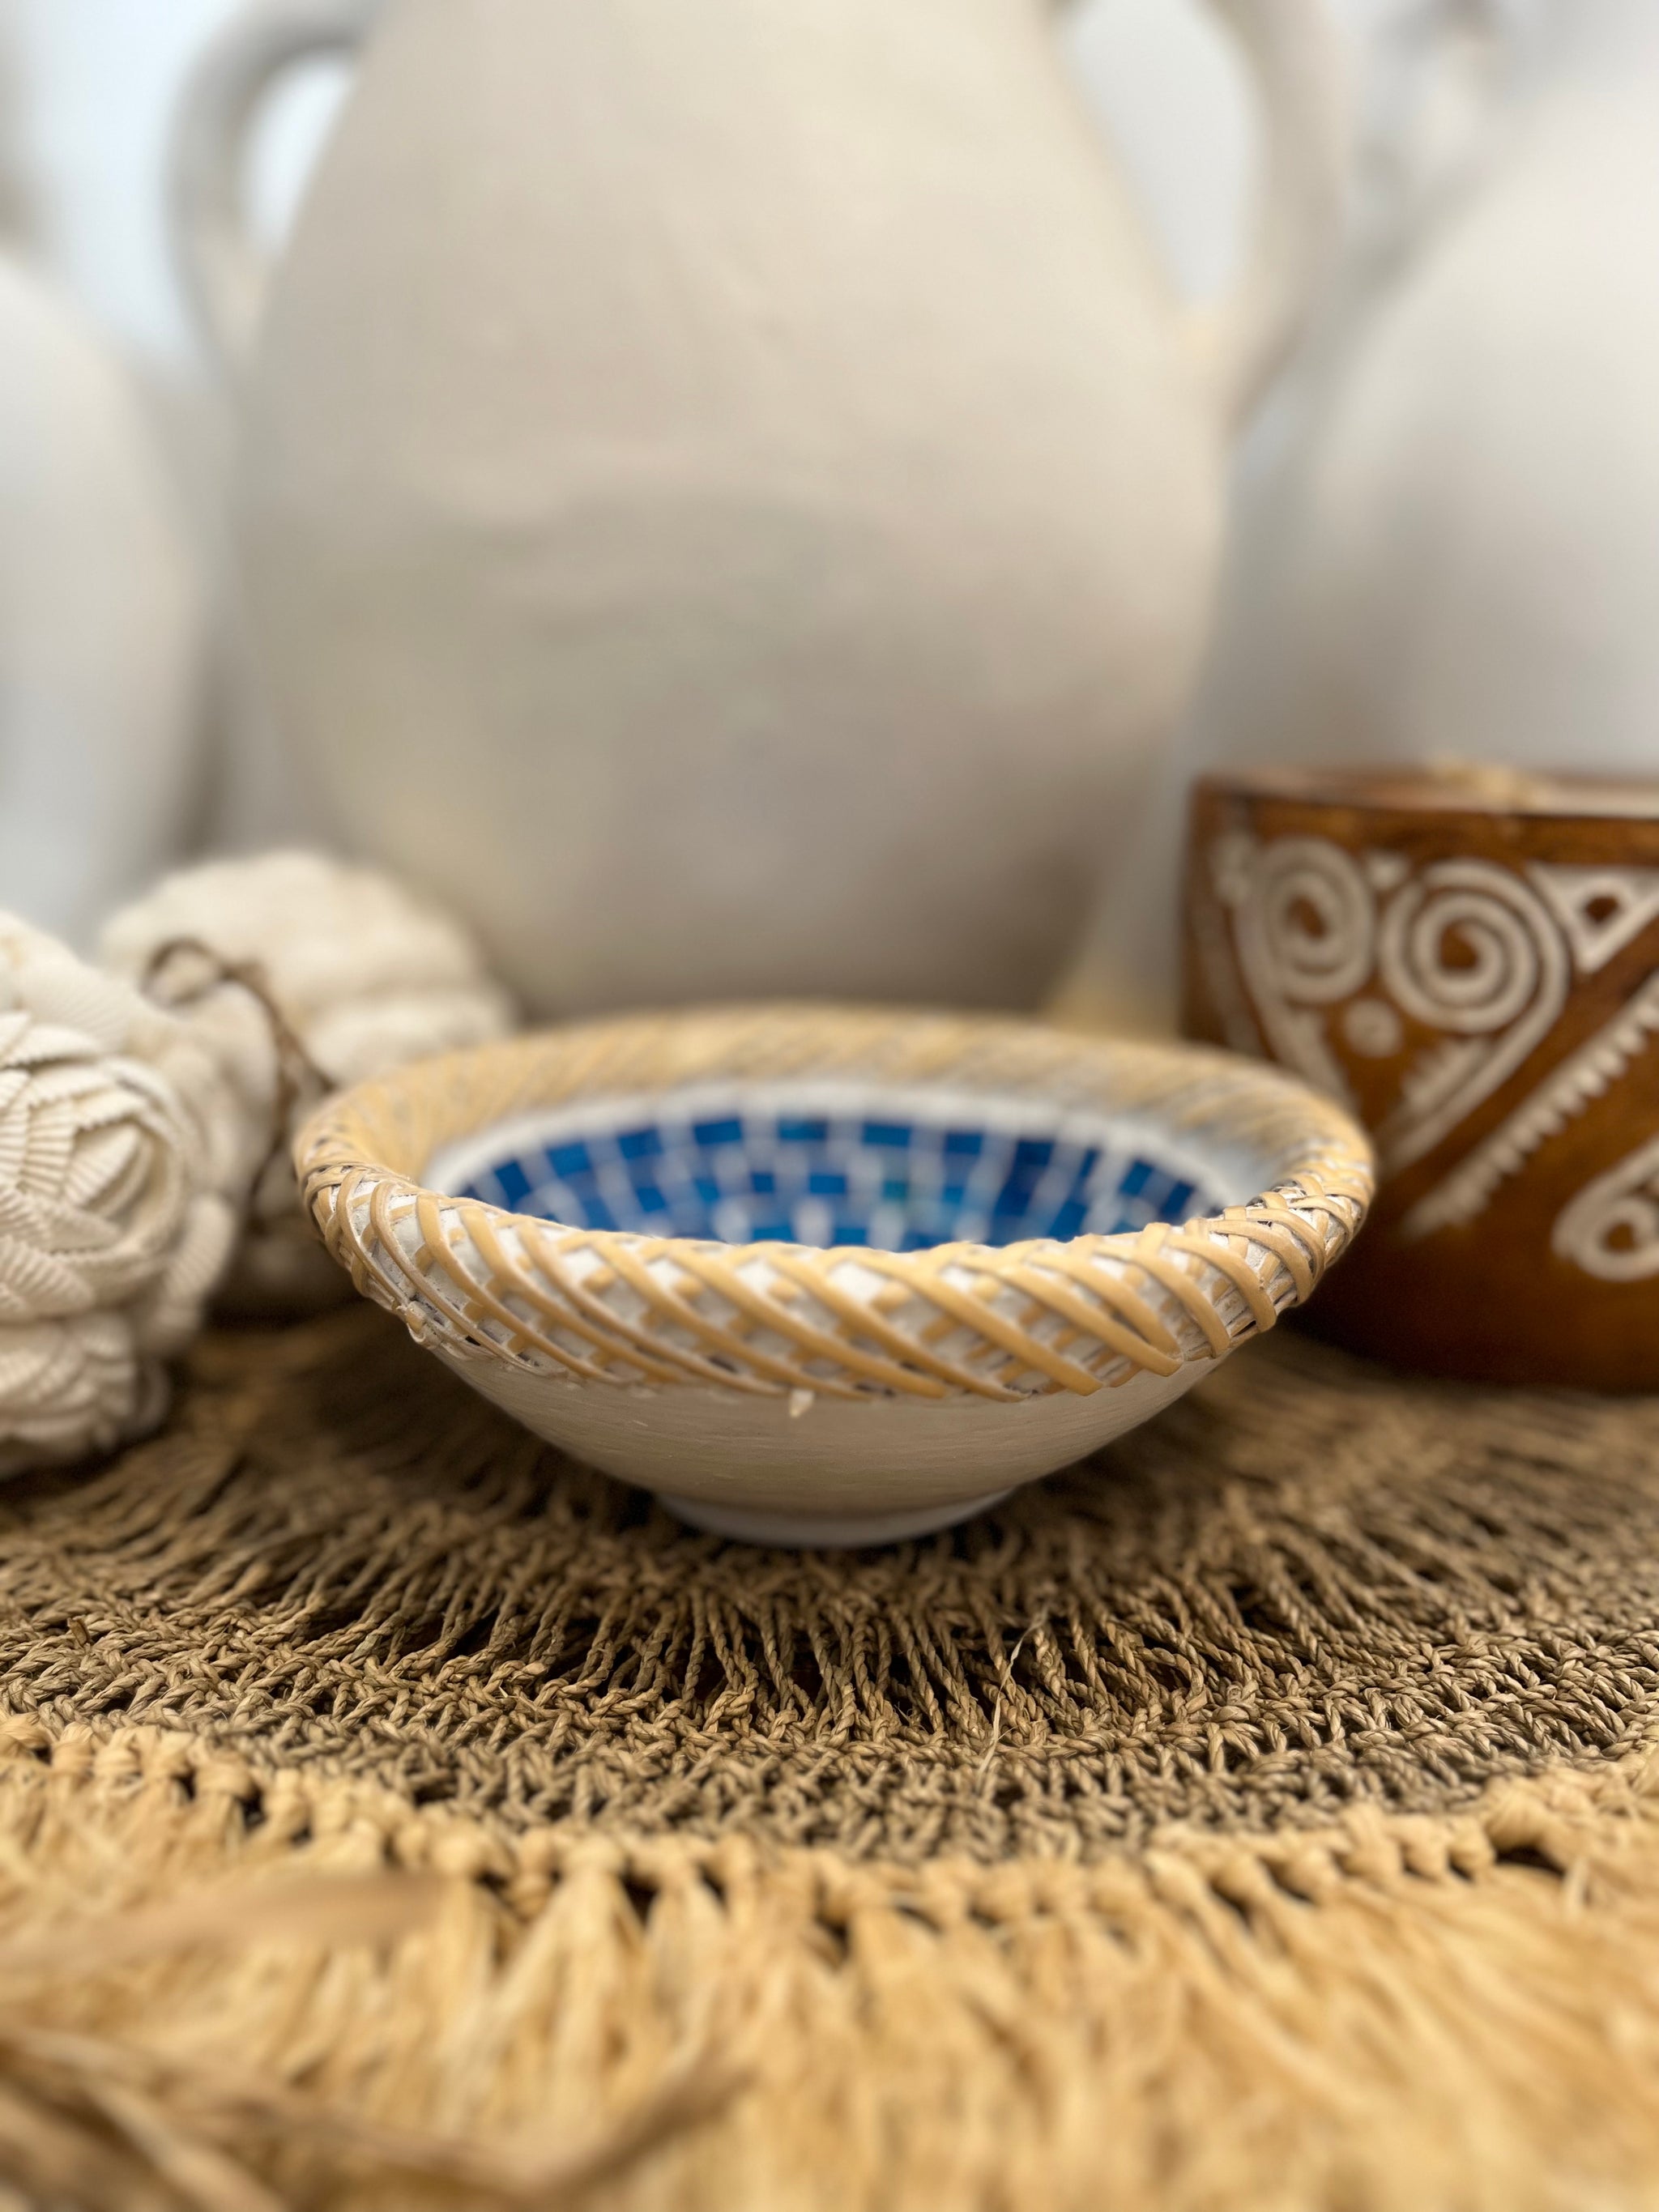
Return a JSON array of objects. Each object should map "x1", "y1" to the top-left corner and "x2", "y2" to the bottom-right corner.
[{"x1": 173, "y1": 0, "x2": 1346, "y2": 1016}]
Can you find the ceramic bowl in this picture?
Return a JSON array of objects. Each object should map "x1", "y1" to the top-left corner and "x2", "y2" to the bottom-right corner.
[{"x1": 295, "y1": 1006, "x2": 1373, "y2": 1545}]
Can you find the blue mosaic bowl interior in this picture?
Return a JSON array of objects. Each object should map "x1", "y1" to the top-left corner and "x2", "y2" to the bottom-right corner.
[{"x1": 432, "y1": 1084, "x2": 1227, "y2": 1253}]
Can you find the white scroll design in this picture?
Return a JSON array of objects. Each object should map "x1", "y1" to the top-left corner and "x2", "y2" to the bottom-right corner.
[
  {"x1": 1528, "y1": 864, "x2": 1659, "y2": 977},
  {"x1": 1213, "y1": 835, "x2": 1371, "y2": 1108},
  {"x1": 1553, "y1": 1133, "x2": 1659, "y2": 1283},
  {"x1": 1373, "y1": 861, "x2": 1568, "y2": 1173},
  {"x1": 1212, "y1": 835, "x2": 1659, "y2": 1237},
  {"x1": 1399, "y1": 972, "x2": 1659, "y2": 1240},
  {"x1": 1214, "y1": 838, "x2": 1570, "y2": 1173}
]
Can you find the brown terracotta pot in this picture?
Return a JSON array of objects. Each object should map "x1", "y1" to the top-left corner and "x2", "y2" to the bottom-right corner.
[{"x1": 1182, "y1": 767, "x2": 1659, "y2": 1387}]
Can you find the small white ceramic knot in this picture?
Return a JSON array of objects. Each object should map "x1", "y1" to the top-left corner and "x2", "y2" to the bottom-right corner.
[
  {"x1": 100, "y1": 851, "x2": 515, "y2": 1310},
  {"x1": 0, "y1": 916, "x2": 237, "y2": 1473}
]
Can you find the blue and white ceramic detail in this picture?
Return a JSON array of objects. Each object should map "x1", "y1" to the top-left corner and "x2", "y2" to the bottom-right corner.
[
  {"x1": 426, "y1": 1081, "x2": 1226, "y2": 1251},
  {"x1": 308, "y1": 1013, "x2": 1374, "y2": 1549}
]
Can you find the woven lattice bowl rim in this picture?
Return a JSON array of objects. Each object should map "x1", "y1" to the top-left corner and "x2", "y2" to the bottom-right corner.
[{"x1": 296, "y1": 1005, "x2": 1374, "y2": 1545}]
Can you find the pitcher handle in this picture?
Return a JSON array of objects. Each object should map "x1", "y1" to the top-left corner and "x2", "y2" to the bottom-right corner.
[
  {"x1": 1188, "y1": 0, "x2": 1350, "y2": 425},
  {"x1": 173, "y1": 0, "x2": 1345, "y2": 412},
  {"x1": 168, "y1": 0, "x2": 383, "y2": 371}
]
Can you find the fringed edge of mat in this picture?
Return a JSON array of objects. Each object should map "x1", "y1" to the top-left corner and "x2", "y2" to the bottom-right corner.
[{"x1": 5, "y1": 1719, "x2": 1659, "y2": 2212}]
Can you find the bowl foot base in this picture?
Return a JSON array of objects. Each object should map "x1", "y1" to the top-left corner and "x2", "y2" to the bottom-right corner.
[{"x1": 658, "y1": 1488, "x2": 1014, "y2": 1549}]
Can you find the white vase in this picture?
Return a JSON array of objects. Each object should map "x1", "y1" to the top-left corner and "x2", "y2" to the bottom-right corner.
[
  {"x1": 1216, "y1": 0, "x2": 1659, "y2": 780},
  {"x1": 1070, "y1": 0, "x2": 1659, "y2": 1029},
  {"x1": 0, "y1": 256, "x2": 205, "y2": 946},
  {"x1": 171, "y1": 0, "x2": 1346, "y2": 1017}
]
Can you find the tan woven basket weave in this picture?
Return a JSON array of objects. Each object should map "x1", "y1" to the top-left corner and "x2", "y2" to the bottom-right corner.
[{"x1": 296, "y1": 1005, "x2": 1374, "y2": 1538}]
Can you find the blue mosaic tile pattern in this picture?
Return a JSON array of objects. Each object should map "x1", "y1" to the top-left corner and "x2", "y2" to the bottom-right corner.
[{"x1": 446, "y1": 1092, "x2": 1218, "y2": 1252}]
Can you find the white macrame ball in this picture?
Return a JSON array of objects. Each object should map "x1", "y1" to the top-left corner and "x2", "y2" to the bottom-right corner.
[
  {"x1": 0, "y1": 916, "x2": 237, "y2": 1473},
  {"x1": 99, "y1": 851, "x2": 515, "y2": 1310}
]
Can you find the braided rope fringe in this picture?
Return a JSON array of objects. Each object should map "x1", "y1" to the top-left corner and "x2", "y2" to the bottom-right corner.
[
  {"x1": 300, "y1": 1007, "x2": 1374, "y2": 1403},
  {"x1": 3, "y1": 1720, "x2": 1659, "y2": 2212}
]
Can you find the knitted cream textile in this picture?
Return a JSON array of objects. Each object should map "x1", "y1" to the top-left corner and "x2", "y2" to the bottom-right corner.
[
  {"x1": 5, "y1": 1311, "x2": 1659, "y2": 2210},
  {"x1": 0, "y1": 853, "x2": 514, "y2": 1472},
  {"x1": 99, "y1": 850, "x2": 514, "y2": 1309},
  {"x1": 0, "y1": 916, "x2": 237, "y2": 1471}
]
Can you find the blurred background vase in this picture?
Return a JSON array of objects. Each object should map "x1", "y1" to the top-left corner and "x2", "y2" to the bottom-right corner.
[
  {"x1": 1213, "y1": 0, "x2": 1659, "y2": 774},
  {"x1": 1077, "y1": 0, "x2": 1659, "y2": 1028},
  {"x1": 170, "y1": 0, "x2": 1346, "y2": 1018},
  {"x1": 0, "y1": 249, "x2": 205, "y2": 946}
]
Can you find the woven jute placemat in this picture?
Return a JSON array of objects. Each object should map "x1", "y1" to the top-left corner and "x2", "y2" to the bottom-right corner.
[{"x1": 4, "y1": 1306, "x2": 1659, "y2": 2210}]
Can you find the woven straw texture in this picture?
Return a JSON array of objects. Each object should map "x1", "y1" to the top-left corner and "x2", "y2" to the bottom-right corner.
[
  {"x1": 6, "y1": 1306, "x2": 1659, "y2": 2210},
  {"x1": 300, "y1": 1008, "x2": 1373, "y2": 1408}
]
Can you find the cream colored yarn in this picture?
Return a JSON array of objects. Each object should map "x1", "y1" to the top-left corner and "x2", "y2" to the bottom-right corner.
[
  {"x1": 0, "y1": 916, "x2": 237, "y2": 1472},
  {"x1": 100, "y1": 852, "x2": 514, "y2": 1310}
]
